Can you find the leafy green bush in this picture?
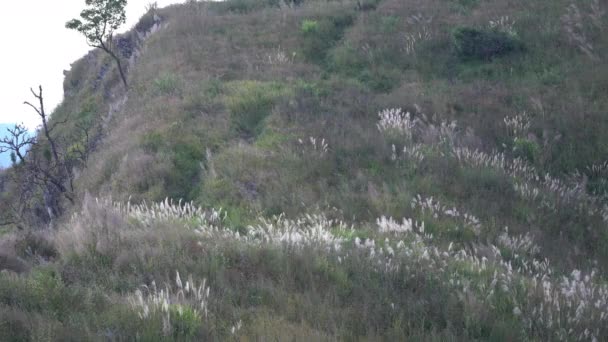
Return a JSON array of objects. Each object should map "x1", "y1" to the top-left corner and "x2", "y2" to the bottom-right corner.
[
  {"x1": 379, "y1": 16, "x2": 400, "y2": 33},
  {"x1": 359, "y1": 67, "x2": 401, "y2": 92},
  {"x1": 587, "y1": 178, "x2": 608, "y2": 200},
  {"x1": 331, "y1": 44, "x2": 402, "y2": 91},
  {"x1": 300, "y1": 14, "x2": 354, "y2": 64},
  {"x1": 0, "y1": 268, "x2": 95, "y2": 322},
  {"x1": 329, "y1": 45, "x2": 365, "y2": 76},
  {"x1": 301, "y1": 20, "x2": 319, "y2": 34},
  {"x1": 225, "y1": 81, "x2": 290, "y2": 136},
  {"x1": 169, "y1": 305, "x2": 203, "y2": 339},
  {"x1": 168, "y1": 140, "x2": 204, "y2": 201},
  {"x1": 216, "y1": 0, "x2": 280, "y2": 14},
  {"x1": 453, "y1": 27, "x2": 524, "y2": 61},
  {"x1": 140, "y1": 131, "x2": 165, "y2": 153},
  {"x1": 328, "y1": 11, "x2": 407, "y2": 92},
  {"x1": 154, "y1": 74, "x2": 181, "y2": 96},
  {"x1": 513, "y1": 138, "x2": 540, "y2": 164},
  {"x1": 449, "y1": 0, "x2": 479, "y2": 11}
]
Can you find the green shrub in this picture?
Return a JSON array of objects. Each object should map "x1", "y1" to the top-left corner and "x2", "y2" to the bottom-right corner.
[
  {"x1": 139, "y1": 127, "x2": 206, "y2": 201},
  {"x1": 331, "y1": 44, "x2": 402, "y2": 91},
  {"x1": 449, "y1": 0, "x2": 479, "y2": 11},
  {"x1": 141, "y1": 131, "x2": 165, "y2": 153},
  {"x1": 168, "y1": 140, "x2": 204, "y2": 201},
  {"x1": 216, "y1": 0, "x2": 280, "y2": 14},
  {"x1": 359, "y1": 67, "x2": 401, "y2": 92},
  {"x1": 301, "y1": 20, "x2": 319, "y2": 34},
  {"x1": 587, "y1": 177, "x2": 608, "y2": 200},
  {"x1": 0, "y1": 268, "x2": 90, "y2": 322},
  {"x1": 329, "y1": 45, "x2": 366, "y2": 76},
  {"x1": 225, "y1": 81, "x2": 290, "y2": 136},
  {"x1": 154, "y1": 74, "x2": 181, "y2": 96},
  {"x1": 379, "y1": 16, "x2": 400, "y2": 33},
  {"x1": 453, "y1": 27, "x2": 524, "y2": 61},
  {"x1": 255, "y1": 129, "x2": 290, "y2": 150},
  {"x1": 328, "y1": 12, "x2": 406, "y2": 92},
  {"x1": 300, "y1": 14, "x2": 354, "y2": 64},
  {"x1": 169, "y1": 305, "x2": 202, "y2": 339},
  {"x1": 513, "y1": 138, "x2": 540, "y2": 164}
]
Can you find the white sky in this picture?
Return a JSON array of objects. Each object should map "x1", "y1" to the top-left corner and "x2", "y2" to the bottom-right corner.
[{"x1": 0, "y1": 0, "x2": 182, "y2": 129}]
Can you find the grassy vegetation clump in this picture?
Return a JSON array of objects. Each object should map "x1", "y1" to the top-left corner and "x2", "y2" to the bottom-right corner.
[
  {"x1": 453, "y1": 27, "x2": 524, "y2": 61},
  {"x1": 2, "y1": 195, "x2": 608, "y2": 340},
  {"x1": 153, "y1": 73, "x2": 182, "y2": 96},
  {"x1": 299, "y1": 13, "x2": 354, "y2": 64},
  {"x1": 214, "y1": 0, "x2": 282, "y2": 14},
  {"x1": 225, "y1": 81, "x2": 290, "y2": 137}
]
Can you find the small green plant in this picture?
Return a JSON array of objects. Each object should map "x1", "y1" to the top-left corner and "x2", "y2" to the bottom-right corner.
[
  {"x1": 380, "y1": 16, "x2": 400, "y2": 33},
  {"x1": 451, "y1": 0, "x2": 479, "y2": 9},
  {"x1": 453, "y1": 27, "x2": 524, "y2": 61},
  {"x1": 169, "y1": 305, "x2": 202, "y2": 339},
  {"x1": 301, "y1": 20, "x2": 319, "y2": 34},
  {"x1": 225, "y1": 81, "x2": 290, "y2": 136},
  {"x1": 217, "y1": 0, "x2": 280, "y2": 14},
  {"x1": 140, "y1": 131, "x2": 165, "y2": 153},
  {"x1": 299, "y1": 14, "x2": 354, "y2": 64},
  {"x1": 513, "y1": 138, "x2": 540, "y2": 164},
  {"x1": 154, "y1": 74, "x2": 181, "y2": 96},
  {"x1": 168, "y1": 139, "x2": 205, "y2": 200}
]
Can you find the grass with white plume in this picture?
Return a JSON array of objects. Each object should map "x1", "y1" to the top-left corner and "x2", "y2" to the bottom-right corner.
[{"x1": 1, "y1": 187, "x2": 607, "y2": 340}]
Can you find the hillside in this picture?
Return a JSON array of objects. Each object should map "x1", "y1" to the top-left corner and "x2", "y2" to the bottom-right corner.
[{"x1": 0, "y1": 0, "x2": 607, "y2": 340}]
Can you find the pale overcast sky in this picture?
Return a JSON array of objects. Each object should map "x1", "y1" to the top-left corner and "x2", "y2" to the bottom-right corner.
[{"x1": 0, "y1": 0, "x2": 181, "y2": 129}]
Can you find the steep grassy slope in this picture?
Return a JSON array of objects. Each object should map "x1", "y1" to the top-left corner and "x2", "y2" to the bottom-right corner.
[
  {"x1": 67, "y1": 0, "x2": 608, "y2": 268},
  {"x1": 1, "y1": 0, "x2": 607, "y2": 340}
]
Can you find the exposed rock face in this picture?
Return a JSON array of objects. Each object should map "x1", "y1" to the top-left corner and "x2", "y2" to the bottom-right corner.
[
  {"x1": 129, "y1": 13, "x2": 165, "y2": 71},
  {"x1": 116, "y1": 37, "x2": 134, "y2": 59},
  {"x1": 135, "y1": 12, "x2": 163, "y2": 33}
]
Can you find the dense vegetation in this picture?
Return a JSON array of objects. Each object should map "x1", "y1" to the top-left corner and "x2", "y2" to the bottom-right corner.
[{"x1": 1, "y1": 0, "x2": 607, "y2": 340}]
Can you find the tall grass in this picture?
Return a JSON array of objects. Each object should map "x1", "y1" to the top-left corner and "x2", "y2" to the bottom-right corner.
[{"x1": 0, "y1": 196, "x2": 597, "y2": 339}]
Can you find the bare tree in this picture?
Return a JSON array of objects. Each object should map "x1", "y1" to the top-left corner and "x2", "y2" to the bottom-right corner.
[
  {"x1": 0, "y1": 86, "x2": 92, "y2": 228},
  {"x1": 0, "y1": 124, "x2": 35, "y2": 165},
  {"x1": 24, "y1": 86, "x2": 62, "y2": 165}
]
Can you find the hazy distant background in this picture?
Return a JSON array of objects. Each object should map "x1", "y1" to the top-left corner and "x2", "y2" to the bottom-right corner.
[{"x1": 0, "y1": 0, "x2": 181, "y2": 130}]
